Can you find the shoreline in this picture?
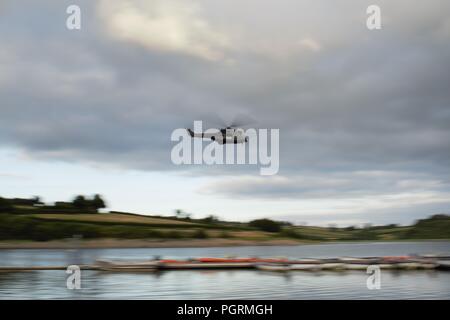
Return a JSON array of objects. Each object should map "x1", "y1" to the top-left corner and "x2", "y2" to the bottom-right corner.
[
  {"x1": 0, "y1": 238, "x2": 448, "y2": 250},
  {"x1": 0, "y1": 238, "x2": 304, "y2": 249}
]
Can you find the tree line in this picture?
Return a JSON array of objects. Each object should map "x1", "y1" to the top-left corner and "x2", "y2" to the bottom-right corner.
[{"x1": 0, "y1": 194, "x2": 106, "y2": 214}]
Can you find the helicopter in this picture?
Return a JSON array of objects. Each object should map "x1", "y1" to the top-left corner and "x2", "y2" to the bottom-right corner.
[
  {"x1": 186, "y1": 115, "x2": 254, "y2": 144},
  {"x1": 187, "y1": 126, "x2": 249, "y2": 144}
]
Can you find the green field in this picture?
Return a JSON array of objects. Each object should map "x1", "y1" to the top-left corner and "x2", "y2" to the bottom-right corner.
[
  {"x1": 31, "y1": 213, "x2": 200, "y2": 226},
  {"x1": 0, "y1": 208, "x2": 449, "y2": 242}
]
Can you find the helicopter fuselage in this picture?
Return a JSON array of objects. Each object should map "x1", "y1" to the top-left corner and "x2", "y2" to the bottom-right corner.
[{"x1": 187, "y1": 127, "x2": 248, "y2": 144}]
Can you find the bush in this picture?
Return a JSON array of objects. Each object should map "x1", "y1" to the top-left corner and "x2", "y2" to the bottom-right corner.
[
  {"x1": 280, "y1": 228, "x2": 305, "y2": 239},
  {"x1": 200, "y1": 215, "x2": 219, "y2": 224},
  {"x1": 0, "y1": 197, "x2": 13, "y2": 213},
  {"x1": 166, "y1": 231, "x2": 182, "y2": 239},
  {"x1": 220, "y1": 231, "x2": 232, "y2": 238},
  {"x1": 193, "y1": 229, "x2": 208, "y2": 239},
  {"x1": 350, "y1": 229, "x2": 378, "y2": 240},
  {"x1": 404, "y1": 214, "x2": 450, "y2": 239},
  {"x1": 248, "y1": 219, "x2": 281, "y2": 232}
]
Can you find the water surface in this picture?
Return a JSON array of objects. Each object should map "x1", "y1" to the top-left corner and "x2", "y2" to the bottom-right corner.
[{"x1": 1, "y1": 241, "x2": 449, "y2": 299}]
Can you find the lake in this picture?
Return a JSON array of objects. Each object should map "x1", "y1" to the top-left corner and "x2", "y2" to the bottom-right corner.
[{"x1": 0, "y1": 241, "x2": 449, "y2": 299}]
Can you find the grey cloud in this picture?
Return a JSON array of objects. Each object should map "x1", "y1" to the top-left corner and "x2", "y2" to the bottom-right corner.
[
  {"x1": 200, "y1": 171, "x2": 450, "y2": 200},
  {"x1": 0, "y1": 0, "x2": 450, "y2": 214},
  {"x1": 276, "y1": 200, "x2": 450, "y2": 227}
]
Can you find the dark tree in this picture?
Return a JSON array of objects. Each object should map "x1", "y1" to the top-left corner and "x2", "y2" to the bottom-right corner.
[
  {"x1": 72, "y1": 195, "x2": 87, "y2": 210},
  {"x1": 92, "y1": 194, "x2": 106, "y2": 211},
  {"x1": 175, "y1": 209, "x2": 183, "y2": 218},
  {"x1": 32, "y1": 196, "x2": 43, "y2": 205},
  {"x1": 248, "y1": 219, "x2": 281, "y2": 232},
  {"x1": 194, "y1": 229, "x2": 208, "y2": 239},
  {"x1": 202, "y1": 215, "x2": 219, "y2": 224},
  {"x1": 0, "y1": 197, "x2": 13, "y2": 213}
]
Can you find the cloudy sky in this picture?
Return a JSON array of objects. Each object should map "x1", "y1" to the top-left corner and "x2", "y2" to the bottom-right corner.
[{"x1": 1, "y1": 0, "x2": 449, "y2": 226}]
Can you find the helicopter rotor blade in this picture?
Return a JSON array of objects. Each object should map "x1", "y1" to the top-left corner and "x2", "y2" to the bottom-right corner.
[
  {"x1": 184, "y1": 112, "x2": 258, "y2": 129},
  {"x1": 227, "y1": 113, "x2": 257, "y2": 128}
]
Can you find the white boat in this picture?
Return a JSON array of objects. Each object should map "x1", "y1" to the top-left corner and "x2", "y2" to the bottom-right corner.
[
  {"x1": 378, "y1": 264, "x2": 397, "y2": 270},
  {"x1": 437, "y1": 260, "x2": 450, "y2": 270},
  {"x1": 96, "y1": 260, "x2": 158, "y2": 272},
  {"x1": 160, "y1": 262, "x2": 254, "y2": 269},
  {"x1": 290, "y1": 264, "x2": 321, "y2": 271},
  {"x1": 256, "y1": 264, "x2": 291, "y2": 272},
  {"x1": 419, "y1": 263, "x2": 437, "y2": 270},
  {"x1": 321, "y1": 263, "x2": 345, "y2": 270},
  {"x1": 396, "y1": 262, "x2": 422, "y2": 270},
  {"x1": 339, "y1": 257, "x2": 372, "y2": 264},
  {"x1": 295, "y1": 258, "x2": 321, "y2": 264},
  {"x1": 344, "y1": 264, "x2": 370, "y2": 270}
]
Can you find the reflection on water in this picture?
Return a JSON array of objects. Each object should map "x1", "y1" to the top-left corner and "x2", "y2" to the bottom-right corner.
[{"x1": 0, "y1": 242, "x2": 449, "y2": 299}]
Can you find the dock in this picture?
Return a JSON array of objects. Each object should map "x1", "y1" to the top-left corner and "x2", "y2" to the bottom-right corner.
[{"x1": 1, "y1": 255, "x2": 449, "y2": 272}]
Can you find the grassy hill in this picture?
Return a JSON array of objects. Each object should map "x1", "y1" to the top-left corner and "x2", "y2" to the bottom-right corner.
[
  {"x1": 0, "y1": 208, "x2": 449, "y2": 242},
  {"x1": 0, "y1": 196, "x2": 449, "y2": 242},
  {"x1": 31, "y1": 212, "x2": 201, "y2": 227}
]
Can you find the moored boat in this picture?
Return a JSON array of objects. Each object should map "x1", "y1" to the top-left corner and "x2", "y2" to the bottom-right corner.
[
  {"x1": 321, "y1": 263, "x2": 345, "y2": 270},
  {"x1": 378, "y1": 263, "x2": 397, "y2": 269},
  {"x1": 436, "y1": 260, "x2": 450, "y2": 270},
  {"x1": 195, "y1": 257, "x2": 289, "y2": 264},
  {"x1": 290, "y1": 264, "x2": 321, "y2": 271},
  {"x1": 292, "y1": 258, "x2": 321, "y2": 264},
  {"x1": 256, "y1": 264, "x2": 291, "y2": 272},
  {"x1": 339, "y1": 257, "x2": 374, "y2": 264},
  {"x1": 396, "y1": 262, "x2": 423, "y2": 270},
  {"x1": 96, "y1": 260, "x2": 158, "y2": 272},
  {"x1": 344, "y1": 264, "x2": 370, "y2": 270},
  {"x1": 160, "y1": 262, "x2": 255, "y2": 270}
]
